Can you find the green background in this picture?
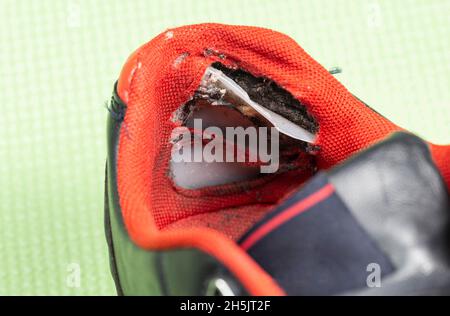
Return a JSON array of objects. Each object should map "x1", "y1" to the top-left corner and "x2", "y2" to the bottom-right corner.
[{"x1": 0, "y1": 0, "x2": 449, "y2": 295}]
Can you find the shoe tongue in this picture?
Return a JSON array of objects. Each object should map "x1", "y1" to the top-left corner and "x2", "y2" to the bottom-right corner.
[{"x1": 238, "y1": 172, "x2": 395, "y2": 295}]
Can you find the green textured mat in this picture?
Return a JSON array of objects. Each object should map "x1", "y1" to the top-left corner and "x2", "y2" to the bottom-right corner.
[{"x1": 0, "y1": 0, "x2": 449, "y2": 295}]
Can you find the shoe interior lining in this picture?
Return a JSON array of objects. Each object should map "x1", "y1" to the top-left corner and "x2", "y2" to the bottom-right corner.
[{"x1": 165, "y1": 63, "x2": 319, "y2": 240}]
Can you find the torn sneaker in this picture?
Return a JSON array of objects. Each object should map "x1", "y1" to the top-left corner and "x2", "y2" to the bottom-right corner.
[{"x1": 104, "y1": 23, "x2": 450, "y2": 296}]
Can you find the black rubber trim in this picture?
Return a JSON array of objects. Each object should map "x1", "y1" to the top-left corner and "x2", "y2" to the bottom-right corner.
[
  {"x1": 155, "y1": 253, "x2": 170, "y2": 295},
  {"x1": 104, "y1": 81, "x2": 126, "y2": 295},
  {"x1": 104, "y1": 165, "x2": 124, "y2": 296},
  {"x1": 107, "y1": 81, "x2": 126, "y2": 122}
]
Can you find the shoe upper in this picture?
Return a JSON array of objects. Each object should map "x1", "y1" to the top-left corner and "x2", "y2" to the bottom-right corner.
[{"x1": 105, "y1": 23, "x2": 450, "y2": 295}]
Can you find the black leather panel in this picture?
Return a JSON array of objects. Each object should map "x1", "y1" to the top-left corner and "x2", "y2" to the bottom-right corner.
[
  {"x1": 240, "y1": 172, "x2": 395, "y2": 295},
  {"x1": 329, "y1": 132, "x2": 450, "y2": 295}
]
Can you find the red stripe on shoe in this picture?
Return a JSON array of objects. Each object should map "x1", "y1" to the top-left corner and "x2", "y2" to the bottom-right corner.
[{"x1": 240, "y1": 184, "x2": 335, "y2": 251}]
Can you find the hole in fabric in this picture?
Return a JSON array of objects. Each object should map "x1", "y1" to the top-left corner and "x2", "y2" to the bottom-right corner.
[{"x1": 169, "y1": 63, "x2": 318, "y2": 190}]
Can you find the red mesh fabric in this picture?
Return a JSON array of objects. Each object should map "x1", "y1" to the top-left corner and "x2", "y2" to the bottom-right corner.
[
  {"x1": 116, "y1": 22, "x2": 449, "y2": 249},
  {"x1": 163, "y1": 205, "x2": 271, "y2": 241},
  {"x1": 431, "y1": 144, "x2": 450, "y2": 187}
]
